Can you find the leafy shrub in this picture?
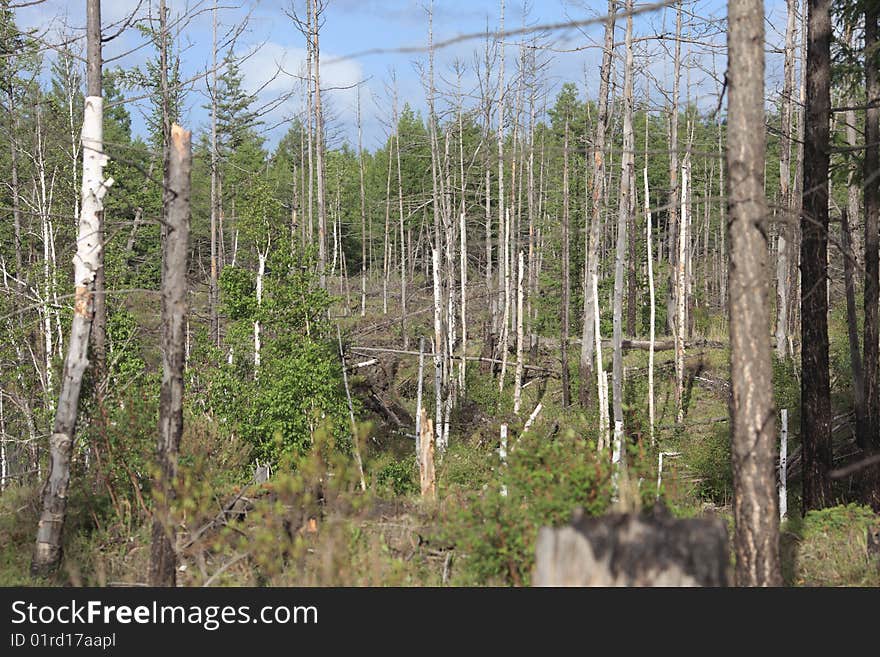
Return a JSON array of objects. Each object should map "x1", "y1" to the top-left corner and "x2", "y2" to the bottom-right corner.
[
  {"x1": 446, "y1": 427, "x2": 613, "y2": 585},
  {"x1": 687, "y1": 423, "x2": 733, "y2": 505},
  {"x1": 375, "y1": 458, "x2": 418, "y2": 497}
]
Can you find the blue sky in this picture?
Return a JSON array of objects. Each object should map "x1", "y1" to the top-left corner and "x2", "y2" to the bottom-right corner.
[{"x1": 16, "y1": 0, "x2": 790, "y2": 152}]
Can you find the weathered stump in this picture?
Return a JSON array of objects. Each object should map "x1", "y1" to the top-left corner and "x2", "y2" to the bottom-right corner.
[{"x1": 533, "y1": 506, "x2": 729, "y2": 586}]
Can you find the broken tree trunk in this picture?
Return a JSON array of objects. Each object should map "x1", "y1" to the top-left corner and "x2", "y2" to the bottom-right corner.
[
  {"x1": 150, "y1": 123, "x2": 192, "y2": 586},
  {"x1": 418, "y1": 408, "x2": 436, "y2": 501},
  {"x1": 533, "y1": 507, "x2": 729, "y2": 586}
]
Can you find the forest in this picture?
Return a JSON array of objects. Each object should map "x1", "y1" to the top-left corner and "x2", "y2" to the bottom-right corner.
[{"x1": 0, "y1": 0, "x2": 879, "y2": 588}]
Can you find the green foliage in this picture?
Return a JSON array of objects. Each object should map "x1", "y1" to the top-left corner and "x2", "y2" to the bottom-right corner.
[
  {"x1": 687, "y1": 423, "x2": 734, "y2": 505},
  {"x1": 245, "y1": 339, "x2": 352, "y2": 464},
  {"x1": 107, "y1": 307, "x2": 146, "y2": 389},
  {"x1": 375, "y1": 458, "x2": 418, "y2": 497},
  {"x1": 219, "y1": 265, "x2": 257, "y2": 320},
  {"x1": 210, "y1": 246, "x2": 351, "y2": 468},
  {"x1": 446, "y1": 428, "x2": 613, "y2": 585}
]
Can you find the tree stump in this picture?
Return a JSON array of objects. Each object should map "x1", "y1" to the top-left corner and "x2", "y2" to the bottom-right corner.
[{"x1": 533, "y1": 506, "x2": 729, "y2": 586}]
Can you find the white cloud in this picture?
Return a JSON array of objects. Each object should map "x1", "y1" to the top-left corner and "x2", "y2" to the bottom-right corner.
[{"x1": 238, "y1": 41, "x2": 369, "y2": 145}]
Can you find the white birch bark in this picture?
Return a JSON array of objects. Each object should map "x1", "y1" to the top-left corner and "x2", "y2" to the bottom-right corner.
[
  {"x1": 33, "y1": 94, "x2": 113, "y2": 576},
  {"x1": 644, "y1": 166, "x2": 656, "y2": 446},
  {"x1": 254, "y1": 250, "x2": 266, "y2": 373},
  {"x1": 779, "y1": 409, "x2": 788, "y2": 520},
  {"x1": 513, "y1": 250, "x2": 525, "y2": 415},
  {"x1": 593, "y1": 270, "x2": 610, "y2": 451},
  {"x1": 675, "y1": 157, "x2": 690, "y2": 423}
]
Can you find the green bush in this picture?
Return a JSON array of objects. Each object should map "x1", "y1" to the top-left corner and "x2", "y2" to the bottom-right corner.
[
  {"x1": 688, "y1": 423, "x2": 733, "y2": 505},
  {"x1": 375, "y1": 458, "x2": 418, "y2": 497},
  {"x1": 447, "y1": 427, "x2": 613, "y2": 585}
]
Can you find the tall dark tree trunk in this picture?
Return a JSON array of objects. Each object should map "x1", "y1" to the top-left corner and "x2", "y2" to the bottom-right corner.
[
  {"x1": 862, "y1": 5, "x2": 880, "y2": 509},
  {"x1": 150, "y1": 124, "x2": 192, "y2": 586},
  {"x1": 800, "y1": 0, "x2": 833, "y2": 511},
  {"x1": 32, "y1": 0, "x2": 109, "y2": 577},
  {"x1": 727, "y1": 0, "x2": 782, "y2": 586}
]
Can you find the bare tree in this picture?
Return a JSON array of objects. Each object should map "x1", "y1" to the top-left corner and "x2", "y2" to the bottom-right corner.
[
  {"x1": 579, "y1": 0, "x2": 616, "y2": 409},
  {"x1": 862, "y1": 4, "x2": 880, "y2": 508},
  {"x1": 612, "y1": 0, "x2": 635, "y2": 451},
  {"x1": 561, "y1": 121, "x2": 572, "y2": 408},
  {"x1": 727, "y1": 0, "x2": 781, "y2": 586},
  {"x1": 775, "y1": 0, "x2": 797, "y2": 359},
  {"x1": 150, "y1": 123, "x2": 192, "y2": 586},
  {"x1": 209, "y1": 0, "x2": 220, "y2": 345}
]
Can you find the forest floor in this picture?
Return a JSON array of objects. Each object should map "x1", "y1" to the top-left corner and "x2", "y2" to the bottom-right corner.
[{"x1": 1, "y1": 281, "x2": 879, "y2": 586}]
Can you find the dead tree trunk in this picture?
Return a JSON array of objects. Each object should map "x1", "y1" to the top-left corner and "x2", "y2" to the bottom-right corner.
[
  {"x1": 666, "y1": 0, "x2": 683, "y2": 333},
  {"x1": 395, "y1": 83, "x2": 408, "y2": 348},
  {"x1": 841, "y1": 208, "x2": 866, "y2": 441},
  {"x1": 579, "y1": 0, "x2": 616, "y2": 408},
  {"x1": 801, "y1": 0, "x2": 833, "y2": 511},
  {"x1": 312, "y1": 0, "x2": 327, "y2": 290},
  {"x1": 644, "y1": 142, "x2": 656, "y2": 445},
  {"x1": 862, "y1": 4, "x2": 880, "y2": 508},
  {"x1": 88, "y1": 0, "x2": 107, "y2": 404},
  {"x1": 612, "y1": 2, "x2": 634, "y2": 442},
  {"x1": 357, "y1": 86, "x2": 367, "y2": 317},
  {"x1": 675, "y1": 157, "x2": 690, "y2": 423},
  {"x1": 150, "y1": 124, "x2": 192, "y2": 586},
  {"x1": 561, "y1": 122, "x2": 572, "y2": 408},
  {"x1": 514, "y1": 251, "x2": 525, "y2": 415},
  {"x1": 209, "y1": 0, "x2": 220, "y2": 345},
  {"x1": 32, "y1": 0, "x2": 111, "y2": 577},
  {"x1": 727, "y1": 0, "x2": 782, "y2": 586},
  {"x1": 775, "y1": 0, "x2": 797, "y2": 359}
]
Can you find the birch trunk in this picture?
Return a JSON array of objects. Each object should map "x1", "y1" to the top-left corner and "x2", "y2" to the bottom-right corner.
[
  {"x1": 32, "y1": 0, "x2": 110, "y2": 576},
  {"x1": 513, "y1": 251, "x2": 525, "y2": 415},
  {"x1": 254, "y1": 251, "x2": 266, "y2": 373},
  {"x1": 416, "y1": 337, "x2": 426, "y2": 465},
  {"x1": 594, "y1": 270, "x2": 610, "y2": 451},
  {"x1": 432, "y1": 248, "x2": 445, "y2": 454},
  {"x1": 675, "y1": 158, "x2": 690, "y2": 424},
  {"x1": 459, "y1": 210, "x2": 468, "y2": 390},
  {"x1": 644, "y1": 164, "x2": 656, "y2": 445},
  {"x1": 561, "y1": 122, "x2": 571, "y2": 408}
]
